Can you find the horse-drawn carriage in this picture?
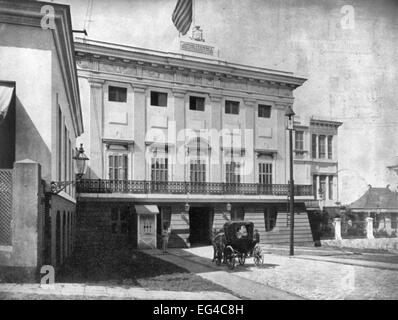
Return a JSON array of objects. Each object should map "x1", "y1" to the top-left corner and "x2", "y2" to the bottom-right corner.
[{"x1": 212, "y1": 221, "x2": 264, "y2": 270}]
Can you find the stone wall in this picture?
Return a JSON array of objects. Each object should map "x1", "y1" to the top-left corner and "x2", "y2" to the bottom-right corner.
[{"x1": 321, "y1": 238, "x2": 398, "y2": 253}]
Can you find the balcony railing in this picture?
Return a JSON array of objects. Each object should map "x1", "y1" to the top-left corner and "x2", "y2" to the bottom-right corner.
[{"x1": 76, "y1": 179, "x2": 313, "y2": 196}]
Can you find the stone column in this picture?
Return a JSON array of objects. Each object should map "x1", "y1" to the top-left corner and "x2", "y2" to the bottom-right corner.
[
  {"x1": 325, "y1": 176, "x2": 330, "y2": 201},
  {"x1": 172, "y1": 89, "x2": 186, "y2": 182},
  {"x1": 243, "y1": 99, "x2": 256, "y2": 183},
  {"x1": 316, "y1": 175, "x2": 320, "y2": 199},
  {"x1": 366, "y1": 217, "x2": 374, "y2": 239},
  {"x1": 132, "y1": 85, "x2": 147, "y2": 180},
  {"x1": 209, "y1": 94, "x2": 222, "y2": 183},
  {"x1": 333, "y1": 217, "x2": 342, "y2": 240},
  {"x1": 325, "y1": 136, "x2": 329, "y2": 159},
  {"x1": 87, "y1": 79, "x2": 104, "y2": 179},
  {"x1": 315, "y1": 135, "x2": 319, "y2": 158}
]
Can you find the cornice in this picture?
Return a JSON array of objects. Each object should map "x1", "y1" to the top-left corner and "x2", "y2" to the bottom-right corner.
[
  {"x1": 0, "y1": 0, "x2": 83, "y2": 136},
  {"x1": 74, "y1": 39, "x2": 307, "y2": 90}
]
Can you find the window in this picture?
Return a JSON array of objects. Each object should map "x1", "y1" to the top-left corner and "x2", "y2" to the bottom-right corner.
[
  {"x1": 258, "y1": 104, "x2": 271, "y2": 118},
  {"x1": 259, "y1": 163, "x2": 272, "y2": 184},
  {"x1": 150, "y1": 91, "x2": 168, "y2": 107},
  {"x1": 226, "y1": 162, "x2": 241, "y2": 183},
  {"x1": 225, "y1": 100, "x2": 239, "y2": 114},
  {"x1": 295, "y1": 131, "x2": 304, "y2": 151},
  {"x1": 151, "y1": 157, "x2": 168, "y2": 182},
  {"x1": 328, "y1": 136, "x2": 333, "y2": 159},
  {"x1": 319, "y1": 135, "x2": 326, "y2": 158},
  {"x1": 111, "y1": 207, "x2": 129, "y2": 234},
  {"x1": 311, "y1": 134, "x2": 317, "y2": 158},
  {"x1": 109, "y1": 154, "x2": 128, "y2": 180},
  {"x1": 190, "y1": 160, "x2": 206, "y2": 182},
  {"x1": 328, "y1": 176, "x2": 334, "y2": 200},
  {"x1": 189, "y1": 96, "x2": 205, "y2": 111},
  {"x1": 108, "y1": 86, "x2": 127, "y2": 102}
]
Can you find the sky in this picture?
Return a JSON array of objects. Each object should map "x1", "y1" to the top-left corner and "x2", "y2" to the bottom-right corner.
[{"x1": 52, "y1": 0, "x2": 398, "y2": 204}]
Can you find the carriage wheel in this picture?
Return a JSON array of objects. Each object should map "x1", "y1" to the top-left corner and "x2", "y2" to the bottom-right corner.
[
  {"x1": 238, "y1": 254, "x2": 246, "y2": 265},
  {"x1": 225, "y1": 247, "x2": 236, "y2": 270}
]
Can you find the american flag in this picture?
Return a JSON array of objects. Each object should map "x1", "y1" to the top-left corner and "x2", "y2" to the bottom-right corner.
[{"x1": 172, "y1": 0, "x2": 192, "y2": 35}]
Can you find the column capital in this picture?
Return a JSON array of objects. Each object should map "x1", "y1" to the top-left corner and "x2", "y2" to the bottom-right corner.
[
  {"x1": 172, "y1": 89, "x2": 186, "y2": 98},
  {"x1": 209, "y1": 94, "x2": 222, "y2": 102},
  {"x1": 88, "y1": 78, "x2": 105, "y2": 88},
  {"x1": 132, "y1": 84, "x2": 146, "y2": 93},
  {"x1": 243, "y1": 98, "x2": 257, "y2": 107}
]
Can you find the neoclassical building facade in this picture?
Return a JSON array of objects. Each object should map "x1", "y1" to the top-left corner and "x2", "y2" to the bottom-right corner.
[{"x1": 74, "y1": 38, "x2": 315, "y2": 248}]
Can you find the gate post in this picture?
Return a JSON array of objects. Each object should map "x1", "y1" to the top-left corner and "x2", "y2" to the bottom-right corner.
[
  {"x1": 333, "y1": 217, "x2": 342, "y2": 240},
  {"x1": 366, "y1": 217, "x2": 374, "y2": 239},
  {"x1": 11, "y1": 160, "x2": 42, "y2": 280}
]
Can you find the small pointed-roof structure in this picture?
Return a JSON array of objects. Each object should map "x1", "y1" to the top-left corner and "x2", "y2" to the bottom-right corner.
[{"x1": 348, "y1": 185, "x2": 398, "y2": 213}]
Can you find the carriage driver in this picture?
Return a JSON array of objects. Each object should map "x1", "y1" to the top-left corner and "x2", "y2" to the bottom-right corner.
[
  {"x1": 253, "y1": 229, "x2": 260, "y2": 244},
  {"x1": 236, "y1": 225, "x2": 248, "y2": 239}
]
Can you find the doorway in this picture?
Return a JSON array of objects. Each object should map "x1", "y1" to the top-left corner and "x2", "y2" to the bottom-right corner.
[{"x1": 189, "y1": 207, "x2": 212, "y2": 246}]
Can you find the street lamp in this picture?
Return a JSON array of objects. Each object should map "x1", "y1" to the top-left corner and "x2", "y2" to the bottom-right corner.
[
  {"x1": 74, "y1": 143, "x2": 89, "y2": 179},
  {"x1": 226, "y1": 203, "x2": 232, "y2": 212},
  {"x1": 50, "y1": 143, "x2": 89, "y2": 194},
  {"x1": 285, "y1": 105, "x2": 295, "y2": 256}
]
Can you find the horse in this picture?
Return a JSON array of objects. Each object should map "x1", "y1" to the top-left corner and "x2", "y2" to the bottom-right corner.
[{"x1": 211, "y1": 228, "x2": 226, "y2": 264}]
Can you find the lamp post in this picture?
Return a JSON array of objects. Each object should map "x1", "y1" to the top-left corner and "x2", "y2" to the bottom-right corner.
[
  {"x1": 50, "y1": 143, "x2": 89, "y2": 194},
  {"x1": 285, "y1": 106, "x2": 295, "y2": 256}
]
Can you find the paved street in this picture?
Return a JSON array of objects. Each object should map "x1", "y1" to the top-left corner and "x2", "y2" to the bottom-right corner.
[
  {"x1": 0, "y1": 245, "x2": 397, "y2": 300},
  {"x1": 147, "y1": 245, "x2": 398, "y2": 300}
]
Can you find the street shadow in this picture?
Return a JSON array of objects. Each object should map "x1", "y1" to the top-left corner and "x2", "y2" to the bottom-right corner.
[{"x1": 57, "y1": 242, "x2": 192, "y2": 286}]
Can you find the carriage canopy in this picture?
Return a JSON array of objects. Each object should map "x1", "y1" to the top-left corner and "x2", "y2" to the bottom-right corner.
[{"x1": 223, "y1": 221, "x2": 254, "y2": 243}]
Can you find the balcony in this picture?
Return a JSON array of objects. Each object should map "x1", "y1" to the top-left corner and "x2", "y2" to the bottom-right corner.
[{"x1": 76, "y1": 179, "x2": 313, "y2": 197}]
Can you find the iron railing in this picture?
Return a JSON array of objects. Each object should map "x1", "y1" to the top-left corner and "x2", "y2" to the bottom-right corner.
[{"x1": 76, "y1": 179, "x2": 313, "y2": 196}]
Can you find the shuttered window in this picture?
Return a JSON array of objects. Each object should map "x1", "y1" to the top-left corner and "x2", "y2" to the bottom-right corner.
[
  {"x1": 109, "y1": 154, "x2": 128, "y2": 180},
  {"x1": 259, "y1": 163, "x2": 272, "y2": 184},
  {"x1": 151, "y1": 158, "x2": 168, "y2": 182},
  {"x1": 190, "y1": 160, "x2": 206, "y2": 182},
  {"x1": 226, "y1": 162, "x2": 241, "y2": 183}
]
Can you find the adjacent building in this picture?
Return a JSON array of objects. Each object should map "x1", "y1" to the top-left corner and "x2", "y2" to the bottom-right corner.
[
  {"x1": 347, "y1": 185, "x2": 398, "y2": 237},
  {"x1": 74, "y1": 37, "x2": 315, "y2": 249},
  {"x1": 293, "y1": 117, "x2": 342, "y2": 211},
  {"x1": 0, "y1": 0, "x2": 82, "y2": 279}
]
